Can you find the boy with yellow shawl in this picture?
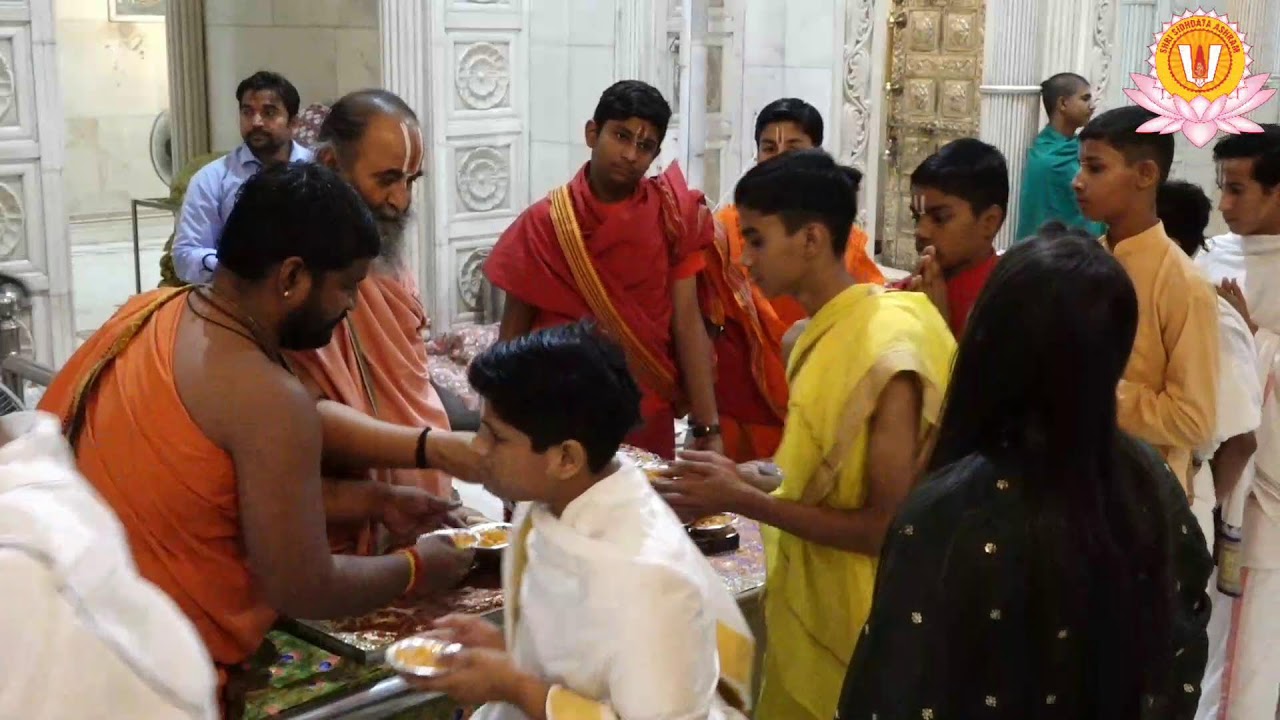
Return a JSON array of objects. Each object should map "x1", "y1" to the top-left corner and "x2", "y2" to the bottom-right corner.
[{"x1": 656, "y1": 149, "x2": 955, "y2": 719}]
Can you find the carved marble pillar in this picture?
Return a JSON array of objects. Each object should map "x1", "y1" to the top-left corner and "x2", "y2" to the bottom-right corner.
[
  {"x1": 839, "y1": 0, "x2": 875, "y2": 237},
  {"x1": 980, "y1": 0, "x2": 1041, "y2": 247},
  {"x1": 164, "y1": 0, "x2": 209, "y2": 177},
  {"x1": 1089, "y1": 0, "x2": 1118, "y2": 111},
  {"x1": 378, "y1": 0, "x2": 432, "y2": 323},
  {"x1": 1109, "y1": 0, "x2": 1157, "y2": 109}
]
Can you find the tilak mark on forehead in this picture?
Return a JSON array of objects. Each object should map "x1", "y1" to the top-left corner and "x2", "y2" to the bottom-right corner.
[
  {"x1": 912, "y1": 194, "x2": 928, "y2": 214},
  {"x1": 398, "y1": 121, "x2": 424, "y2": 175}
]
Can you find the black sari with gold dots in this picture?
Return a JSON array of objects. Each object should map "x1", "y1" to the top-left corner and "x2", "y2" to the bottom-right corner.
[{"x1": 835, "y1": 438, "x2": 1212, "y2": 720}]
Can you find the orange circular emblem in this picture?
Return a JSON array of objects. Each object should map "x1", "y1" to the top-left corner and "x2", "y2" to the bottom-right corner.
[{"x1": 1152, "y1": 12, "x2": 1249, "y2": 103}]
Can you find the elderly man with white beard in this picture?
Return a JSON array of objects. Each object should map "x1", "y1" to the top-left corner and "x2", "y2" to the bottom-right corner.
[{"x1": 284, "y1": 89, "x2": 488, "y2": 558}]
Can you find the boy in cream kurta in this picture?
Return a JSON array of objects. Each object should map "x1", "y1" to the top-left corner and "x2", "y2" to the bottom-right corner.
[
  {"x1": 1074, "y1": 106, "x2": 1219, "y2": 493},
  {"x1": 401, "y1": 321, "x2": 753, "y2": 720}
]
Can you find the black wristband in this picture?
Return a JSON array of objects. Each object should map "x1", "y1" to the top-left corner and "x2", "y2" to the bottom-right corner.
[
  {"x1": 689, "y1": 423, "x2": 721, "y2": 439},
  {"x1": 415, "y1": 427, "x2": 432, "y2": 469}
]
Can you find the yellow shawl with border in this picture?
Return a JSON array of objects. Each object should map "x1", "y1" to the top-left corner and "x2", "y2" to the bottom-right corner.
[{"x1": 758, "y1": 284, "x2": 955, "y2": 720}]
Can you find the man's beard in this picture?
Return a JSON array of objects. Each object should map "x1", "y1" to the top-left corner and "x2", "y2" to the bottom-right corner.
[
  {"x1": 375, "y1": 210, "x2": 410, "y2": 268},
  {"x1": 278, "y1": 295, "x2": 346, "y2": 351},
  {"x1": 246, "y1": 130, "x2": 284, "y2": 158}
]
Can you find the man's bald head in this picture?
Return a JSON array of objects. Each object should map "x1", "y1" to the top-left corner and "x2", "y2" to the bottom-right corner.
[{"x1": 317, "y1": 89, "x2": 425, "y2": 268}]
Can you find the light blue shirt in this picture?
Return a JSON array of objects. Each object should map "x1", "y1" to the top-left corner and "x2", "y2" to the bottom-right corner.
[{"x1": 171, "y1": 141, "x2": 315, "y2": 284}]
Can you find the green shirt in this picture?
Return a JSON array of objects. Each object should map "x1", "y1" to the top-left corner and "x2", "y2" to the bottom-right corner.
[{"x1": 1015, "y1": 125, "x2": 1106, "y2": 242}]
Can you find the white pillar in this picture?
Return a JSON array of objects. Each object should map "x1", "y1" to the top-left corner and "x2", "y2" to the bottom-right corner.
[
  {"x1": 681, "y1": 0, "x2": 708, "y2": 189},
  {"x1": 1227, "y1": 0, "x2": 1280, "y2": 124},
  {"x1": 615, "y1": 2, "x2": 664, "y2": 87},
  {"x1": 1110, "y1": 0, "x2": 1158, "y2": 109},
  {"x1": 378, "y1": 0, "x2": 433, "y2": 323},
  {"x1": 1037, "y1": 0, "x2": 1102, "y2": 124},
  {"x1": 980, "y1": 0, "x2": 1041, "y2": 248},
  {"x1": 1039, "y1": 0, "x2": 1089, "y2": 78},
  {"x1": 164, "y1": 0, "x2": 210, "y2": 178}
]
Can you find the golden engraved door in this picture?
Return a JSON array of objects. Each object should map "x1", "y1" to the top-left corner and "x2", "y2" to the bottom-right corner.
[{"x1": 878, "y1": 0, "x2": 986, "y2": 270}]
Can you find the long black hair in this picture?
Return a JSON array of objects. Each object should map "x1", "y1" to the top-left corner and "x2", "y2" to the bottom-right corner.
[{"x1": 928, "y1": 223, "x2": 1176, "y2": 716}]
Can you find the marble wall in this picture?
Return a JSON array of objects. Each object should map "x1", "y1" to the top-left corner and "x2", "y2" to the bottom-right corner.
[
  {"x1": 57, "y1": 0, "x2": 170, "y2": 223},
  {"x1": 203, "y1": 0, "x2": 380, "y2": 152},
  {"x1": 738, "y1": 0, "x2": 839, "y2": 169},
  {"x1": 527, "y1": 0, "x2": 619, "y2": 200}
]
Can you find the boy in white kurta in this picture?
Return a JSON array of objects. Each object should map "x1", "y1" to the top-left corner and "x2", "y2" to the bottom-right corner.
[
  {"x1": 1193, "y1": 125, "x2": 1280, "y2": 720},
  {"x1": 1156, "y1": 179, "x2": 1262, "y2": 545},
  {"x1": 403, "y1": 321, "x2": 754, "y2": 719}
]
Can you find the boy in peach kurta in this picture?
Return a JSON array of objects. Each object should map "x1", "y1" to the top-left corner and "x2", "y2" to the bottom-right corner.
[{"x1": 1075, "y1": 106, "x2": 1219, "y2": 492}]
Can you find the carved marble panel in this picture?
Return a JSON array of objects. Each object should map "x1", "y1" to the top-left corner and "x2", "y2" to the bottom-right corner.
[
  {"x1": 0, "y1": 167, "x2": 29, "y2": 262},
  {"x1": 453, "y1": 143, "x2": 512, "y2": 215},
  {"x1": 453, "y1": 40, "x2": 512, "y2": 112},
  {"x1": 456, "y1": 245, "x2": 492, "y2": 313},
  {"x1": 0, "y1": 24, "x2": 33, "y2": 144}
]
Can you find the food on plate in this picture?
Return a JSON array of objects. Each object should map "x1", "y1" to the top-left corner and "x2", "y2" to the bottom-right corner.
[
  {"x1": 395, "y1": 642, "x2": 439, "y2": 668},
  {"x1": 476, "y1": 526, "x2": 510, "y2": 549},
  {"x1": 451, "y1": 532, "x2": 478, "y2": 549},
  {"x1": 386, "y1": 636, "x2": 460, "y2": 677},
  {"x1": 691, "y1": 513, "x2": 735, "y2": 531}
]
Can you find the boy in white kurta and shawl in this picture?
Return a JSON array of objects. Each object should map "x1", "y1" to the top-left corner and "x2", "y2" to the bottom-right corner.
[
  {"x1": 1193, "y1": 125, "x2": 1280, "y2": 720},
  {"x1": 1156, "y1": 180, "x2": 1262, "y2": 547},
  {"x1": 401, "y1": 321, "x2": 754, "y2": 719}
]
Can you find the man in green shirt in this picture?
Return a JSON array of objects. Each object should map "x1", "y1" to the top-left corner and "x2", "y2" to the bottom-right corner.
[{"x1": 1016, "y1": 72, "x2": 1106, "y2": 242}]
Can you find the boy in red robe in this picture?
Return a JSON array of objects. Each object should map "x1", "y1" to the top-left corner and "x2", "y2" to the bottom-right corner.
[
  {"x1": 894, "y1": 138, "x2": 1009, "y2": 337},
  {"x1": 485, "y1": 81, "x2": 721, "y2": 460}
]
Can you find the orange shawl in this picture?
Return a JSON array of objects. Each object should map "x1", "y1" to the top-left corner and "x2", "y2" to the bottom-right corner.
[{"x1": 38, "y1": 288, "x2": 276, "y2": 668}]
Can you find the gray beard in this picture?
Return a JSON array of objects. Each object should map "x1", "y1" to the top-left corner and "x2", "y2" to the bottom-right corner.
[{"x1": 375, "y1": 214, "x2": 409, "y2": 269}]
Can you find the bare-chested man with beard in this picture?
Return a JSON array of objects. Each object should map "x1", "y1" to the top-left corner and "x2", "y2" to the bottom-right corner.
[{"x1": 284, "y1": 90, "x2": 483, "y2": 556}]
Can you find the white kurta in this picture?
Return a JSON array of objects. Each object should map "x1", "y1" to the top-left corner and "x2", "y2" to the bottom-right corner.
[
  {"x1": 1194, "y1": 233, "x2": 1280, "y2": 720},
  {"x1": 473, "y1": 462, "x2": 753, "y2": 720},
  {"x1": 0, "y1": 411, "x2": 218, "y2": 719},
  {"x1": 1189, "y1": 295, "x2": 1262, "y2": 545}
]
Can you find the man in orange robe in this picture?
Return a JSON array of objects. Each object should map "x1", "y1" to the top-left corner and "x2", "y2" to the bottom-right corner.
[
  {"x1": 37, "y1": 163, "x2": 474, "y2": 712},
  {"x1": 701, "y1": 99, "x2": 884, "y2": 461},
  {"x1": 281, "y1": 90, "x2": 470, "y2": 555},
  {"x1": 485, "y1": 80, "x2": 721, "y2": 460}
]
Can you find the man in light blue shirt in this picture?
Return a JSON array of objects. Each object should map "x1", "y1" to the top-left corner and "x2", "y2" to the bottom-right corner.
[{"x1": 172, "y1": 70, "x2": 314, "y2": 284}]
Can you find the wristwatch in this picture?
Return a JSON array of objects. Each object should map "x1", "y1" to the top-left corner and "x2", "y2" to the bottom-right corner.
[{"x1": 689, "y1": 423, "x2": 722, "y2": 439}]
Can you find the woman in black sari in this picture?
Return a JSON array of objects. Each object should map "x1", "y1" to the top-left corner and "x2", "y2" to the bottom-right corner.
[{"x1": 836, "y1": 225, "x2": 1212, "y2": 719}]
